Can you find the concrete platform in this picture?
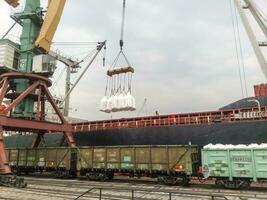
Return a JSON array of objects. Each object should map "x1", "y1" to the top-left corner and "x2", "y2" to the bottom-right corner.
[{"x1": 0, "y1": 177, "x2": 266, "y2": 200}]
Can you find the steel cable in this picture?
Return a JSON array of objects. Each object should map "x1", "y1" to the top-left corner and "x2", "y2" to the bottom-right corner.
[
  {"x1": 233, "y1": 2, "x2": 248, "y2": 97},
  {"x1": 229, "y1": 0, "x2": 245, "y2": 98}
]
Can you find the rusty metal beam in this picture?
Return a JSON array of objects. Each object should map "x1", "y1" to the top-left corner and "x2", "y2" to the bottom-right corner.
[
  {"x1": 0, "y1": 78, "x2": 9, "y2": 104},
  {"x1": 0, "y1": 72, "x2": 76, "y2": 175},
  {"x1": 63, "y1": 131, "x2": 76, "y2": 148},
  {"x1": 0, "y1": 115, "x2": 71, "y2": 132},
  {"x1": 3, "y1": 81, "x2": 40, "y2": 115},
  {"x1": 43, "y1": 84, "x2": 66, "y2": 124},
  {"x1": 0, "y1": 126, "x2": 11, "y2": 174},
  {"x1": 35, "y1": 85, "x2": 42, "y2": 121},
  {"x1": 0, "y1": 73, "x2": 52, "y2": 87},
  {"x1": 41, "y1": 90, "x2": 45, "y2": 121},
  {"x1": 31, "y1": 132, "x2": 46, "y2": 148},
  {"x1": 0, "y1": 72, "x2": 75, "y2": 148}
]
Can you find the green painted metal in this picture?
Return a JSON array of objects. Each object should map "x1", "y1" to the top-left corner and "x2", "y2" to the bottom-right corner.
[
  {"x1": 202, "y1": 150, "x2": 230, "y2": 178},
  {"x1": 12, "y1": 0, "x2": 43, "y2": 117},
  {"x1": 202, "y1": 148, "x2": 267, "y2": 182}
]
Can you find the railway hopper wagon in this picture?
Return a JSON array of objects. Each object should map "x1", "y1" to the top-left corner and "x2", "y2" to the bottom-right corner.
[
  {"x1": 7, "y1": 148, "x2": 77, "y2": 177},
  {"x1": 202, "y1": 144, "x2": 267, "y2": 189},
  {"x1": 6, "y1": 145, "x2": 199, "y2": 185}
]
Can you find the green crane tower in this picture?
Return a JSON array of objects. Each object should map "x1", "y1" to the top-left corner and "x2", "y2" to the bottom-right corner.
[{"x1": 12, "y1": 0, "x2": 43, "y2": 118}]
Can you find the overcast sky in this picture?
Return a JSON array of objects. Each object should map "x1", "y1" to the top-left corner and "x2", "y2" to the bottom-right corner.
[{"x1": 0, "y1": 0, "x2": 267, "y2": 121}]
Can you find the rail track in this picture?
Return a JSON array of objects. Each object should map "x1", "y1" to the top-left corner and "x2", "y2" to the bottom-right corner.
[{"x1": 0, "y1": 176, "x2": 266, "y2": 200}]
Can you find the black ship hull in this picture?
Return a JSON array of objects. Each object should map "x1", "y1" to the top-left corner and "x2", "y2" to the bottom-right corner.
[{"x1": 4, "y1": 120, "x2": 267, "y2": 148}]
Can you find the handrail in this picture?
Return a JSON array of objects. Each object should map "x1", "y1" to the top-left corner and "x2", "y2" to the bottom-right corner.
[
  {"x1": 74, "y1": 187, "x2": 95, "y2": 200},
  {"x1": 72, "y1": 107, "x2": 267, "y2": 132},
  {"x1": 74, "y1": 186, "x2": 229, "y2": 200}
]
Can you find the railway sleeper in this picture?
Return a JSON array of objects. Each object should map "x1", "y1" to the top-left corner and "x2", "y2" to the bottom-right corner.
[{"x1": 0, "y1": 175, "x2": 27, "y2": 188}]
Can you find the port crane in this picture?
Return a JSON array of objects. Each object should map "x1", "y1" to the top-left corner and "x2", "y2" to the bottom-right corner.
[
  {"x1": 0, "y1": 0, "x2": 105, "y2": 187},
  {"x1": 0, "y1": 0, "x2": 265, "y2": 188}
]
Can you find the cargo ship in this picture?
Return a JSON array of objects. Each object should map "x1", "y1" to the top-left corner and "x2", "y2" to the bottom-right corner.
[
  {"x1": 2, "y1": 0, "x2": 267, "y2": 149},
  {"x1": 4, "y1": 84, "x2": 267, "y2": 148}
]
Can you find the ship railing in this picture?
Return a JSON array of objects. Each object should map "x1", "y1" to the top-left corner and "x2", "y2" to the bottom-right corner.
[{"x1": 72, "y1": 107, "x2": 267, "y2": 132}]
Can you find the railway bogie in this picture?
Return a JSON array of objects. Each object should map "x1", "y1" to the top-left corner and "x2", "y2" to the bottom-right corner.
[{"x1": 214, "y1": 178, "x2": 251, "y2": 189}]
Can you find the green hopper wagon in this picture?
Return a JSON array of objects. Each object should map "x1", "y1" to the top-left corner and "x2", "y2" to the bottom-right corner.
[{"x1": 202, "y1": 144, "x2": 267, "y2": 189}]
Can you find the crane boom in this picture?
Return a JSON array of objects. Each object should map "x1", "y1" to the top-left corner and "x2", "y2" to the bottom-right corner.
[
  {"x1": 35, "y1": 0, "x2": 66, "y2": 52},
  {"x1": 4, "y1": 0, "x2": 65, "y2": 52},
  {"x1": 244, "y1": 0, "x2": 267, "y2": 37},
  {"x1": 234, "y1": 0, "x2": 267, "y2": 78}
]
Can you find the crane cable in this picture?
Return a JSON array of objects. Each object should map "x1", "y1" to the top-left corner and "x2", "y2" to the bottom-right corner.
[
  {"x1": 137, "y1": 98, "x2": 147, "y2": 116},
  {"x1": 229, "y1": 0, "x2": 248, "y2": 98},
  {"x1": 51, "y1": 65, "x2": 66, "y2": 92},
  {"x1": 110, "y1": 0, "x2": 131, "y2": 68},
  {"x1": 229, "y1": 0, "x2": 244, "y2": 98},
  {"x1": 233, "y1": 0, "x2": 248, "y2": 97},
  {"x1": 60, "y1": 41, "x2": 106, "y2": 106},
  {"x1": 120, "y1": 0, "x2": 126, "y2": 51},
  {"x1": 52, "y1": 46, "x2": 96, "y2": 93}
]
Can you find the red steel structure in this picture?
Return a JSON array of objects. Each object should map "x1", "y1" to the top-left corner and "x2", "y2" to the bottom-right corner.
[
  {"x1": 0, "y1": 72, "x2": 75, "y2": 174},
  {"x1": 254, "y1": 84, "x2": 267, "y2": 97},
  {"x1": 72, "y1": 107, "x2": 267, "y2": 132}
]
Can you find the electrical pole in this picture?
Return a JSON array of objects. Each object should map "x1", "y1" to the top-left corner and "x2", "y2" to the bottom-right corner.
[
  {"x1": 47, "y1": 50, "x2": 80, "y2": 117},
  {"x1": 64, "y1": 66, "x2": 71, "y2": 117}
]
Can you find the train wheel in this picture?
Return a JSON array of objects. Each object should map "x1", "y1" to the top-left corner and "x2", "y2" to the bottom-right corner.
[
  {"x1": 86, "y1": 172, "x2": 97, "y2": 181},
  {"x1": 158, "y1": 176, "x2": 181, "y2": 185},
  {"x1": 239, "y1": 180, "x2": 251, "y2": 190},
  {"x1": 175, "y1": 175, "x2": 189, "y2": 186},
  {"x1": 164, "y1": 176, "x2": 176, "y2": 185},
  {"x1": 215, "y1": 179, "x2": 224, "y2": 188},
  {"x1": 106, "y1": 172, "x2": 114, "y2": 180},
  {"x1": 157, "y1": 177, "x2": 165, "y2": 184},
  {"x1": 99, "y1": 174, "x2": 107, "y2": 182}
]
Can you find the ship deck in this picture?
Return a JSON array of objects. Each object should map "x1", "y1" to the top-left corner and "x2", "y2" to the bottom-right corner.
[{"x1": 72, "y1": 107, "x2": 267, "y2": 132}]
